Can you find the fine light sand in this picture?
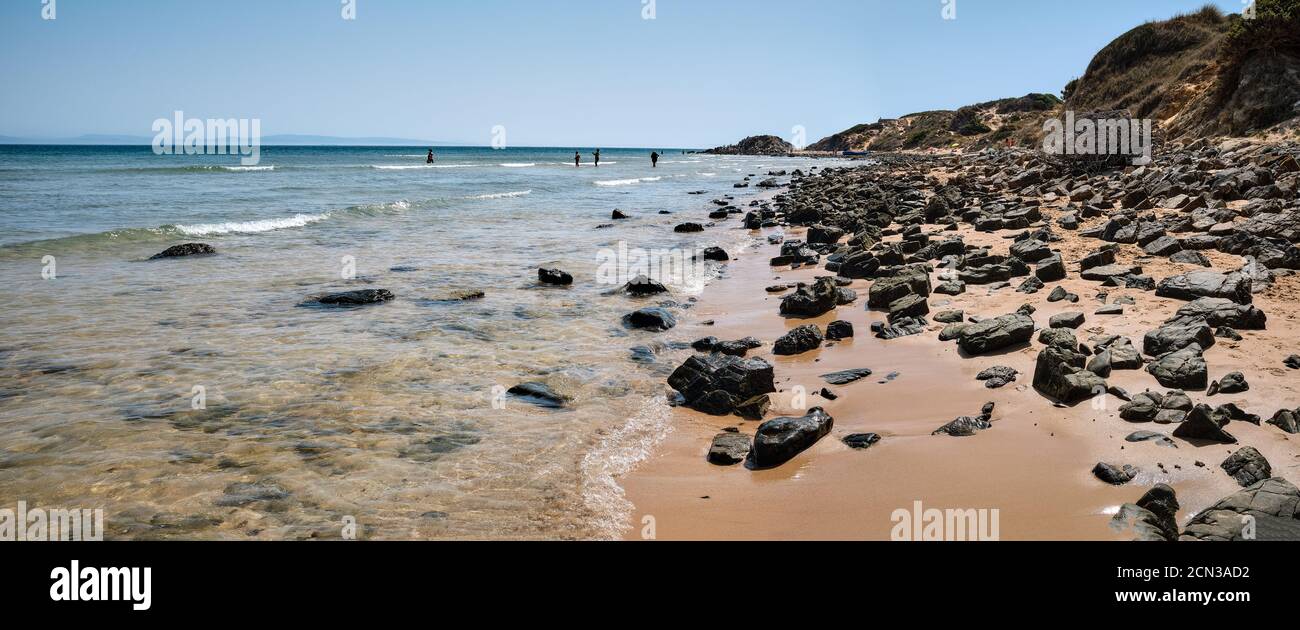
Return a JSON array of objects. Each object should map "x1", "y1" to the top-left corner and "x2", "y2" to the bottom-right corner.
[{"x1": 620, "y1": 166, "x2": 1300, "y2": 541}]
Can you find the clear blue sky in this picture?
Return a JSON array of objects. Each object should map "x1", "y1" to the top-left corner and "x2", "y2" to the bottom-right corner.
[{"x1": 0, "y1": 0, "x2": 1244, "y2": 147}]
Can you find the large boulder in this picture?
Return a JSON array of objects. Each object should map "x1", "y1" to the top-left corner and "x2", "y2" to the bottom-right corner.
[
  {"x1": 958, "y1": 313, "x2": 1035, "y2": 355},
  {"x1": 1180, "y1": 478, "x2": 1300, "y2": 541},
  {"x1": 748, "y1": 408, "x2": 834, "y2": 469},
  {"x1": 1155, "y1": 270, "x2": 1252, "y2": 304},
  {"x1": 668, "y1": 355, "x2": 776, "y2": 415}
]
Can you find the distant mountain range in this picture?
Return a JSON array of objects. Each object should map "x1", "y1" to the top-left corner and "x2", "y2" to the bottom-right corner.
[{"x1": 0, "y1": 134, "x2": 459, "y2": 146}]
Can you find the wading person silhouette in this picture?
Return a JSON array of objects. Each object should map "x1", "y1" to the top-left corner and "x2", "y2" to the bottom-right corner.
[
  {"x1": 575, "y1": 151, "x2": 581, "y2": 168},
  {"x1": 650, "y1": 151, "x2": 659, "y2": 168},
  {"x1": 426, "y1": 149, "x2": 434, "y2": 164},
  {"x1": 593, "y1": 149, "x2": 600, "y2": 167}
]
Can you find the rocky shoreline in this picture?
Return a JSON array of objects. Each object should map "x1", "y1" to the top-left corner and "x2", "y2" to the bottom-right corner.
[{"x1": 626, "y1": 141, "x2": 1300, "y2": 540}]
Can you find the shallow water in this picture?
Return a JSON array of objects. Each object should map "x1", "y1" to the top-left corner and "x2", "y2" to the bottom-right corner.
[{"x1": 0, "y1": 145, "x2": 846, "y2": 539}]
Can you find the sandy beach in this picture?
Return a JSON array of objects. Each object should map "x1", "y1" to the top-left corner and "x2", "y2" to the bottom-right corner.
[{"x1": 621, "y1": 153, "x2": 1300, "y2": 541}]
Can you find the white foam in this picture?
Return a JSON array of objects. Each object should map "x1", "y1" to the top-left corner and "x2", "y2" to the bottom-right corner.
[
  {"x1": 499, "y1": 163, "x2": 536, "y2": 168},
  {"x1": 220, "y1": 165, "x2": 275, "y2": 172},
  {"x1": 594, "y1": 176, "x2": 662, "y2": 187},
  {"x1": 175, "y1": 213, "x2": 329, "y2": 236},
  {"x1": 371, "y1": 164, "x2": 478, "y2": 170},
  {"x1": 467, "y1": 190, "x2": 532, "y2": 200}
]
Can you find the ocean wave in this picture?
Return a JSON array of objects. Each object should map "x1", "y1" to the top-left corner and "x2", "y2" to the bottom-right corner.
[
  {"x1": 371, "y1": 164, "x2": 478, "y2": 170},
  {"x1": 174, "y1": 213, "x2": 329, "y2": 236},
  {"x1": 466, "y1": 190, "x2": 532, "y2": 200},
  {"x1": 594, "y1": 176, "x2": 661, "y2": 187},
  {"x1": 499, "y1": 163, "x2": 536, "y2": 168}
]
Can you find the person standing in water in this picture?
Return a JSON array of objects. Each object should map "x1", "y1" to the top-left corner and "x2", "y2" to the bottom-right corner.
[
  {"x1": 650, "y1": 151, "x2": 659, "y2": 168},
  {"x1": 593, "y1": 149, "x2": 600, "y2": 167},
  {"x1": 426, "y1": 149, "x2": 435, "y2": 164},
  {"x1": 575, "y1": 151, "x2": 581, "y2": 168}
]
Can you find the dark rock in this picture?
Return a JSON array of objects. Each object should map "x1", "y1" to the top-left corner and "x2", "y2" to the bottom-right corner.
[
  {"x1": 780, "y1": 277, "x2": 839, "y2": 318},
  {"x1": 674, "y1": 222, "x2": 704, "y2": 233},
  {"x1": 707, "y1": 432, "x2": 752, "y2": 465},
  {"x1": 1180, "y1": 477, "x2": 1300, "y2": 541},
  {"x1": 976, "y1": 366, "x2": 1018, "y2": 388},
  {"x1": 1033, "y1": 344, "x2": 1107, "y2": 403},
  {"x1": 820, "y1": 368, "x2": 874, "y2": 385},
  {"x1": 1267, "y1": 408, "x2": 1300, "y2": 434},
  {"x1": 1221, "y1": 447, "x2": 1271, "y2": 487},
  {"x1": 1093, "y1": 462, "x2": 1138, "y2": 485},
  {"x1": 538, "y1": 268, "x2": 574, "y2": 285},
  {"x1": 150, "y1": 243, "x2": 216, "y2": 259},
  {"x1": 1172, "y1": 404, "x2": 1237, "y2": 443},
  {"x1": 1156, "y1": 270, "x2": 1252, "y2": 304},
  {"x1": 825, "y1": 320, "x2": 855, "y2": 340},
  {"x1": 1111, "y1": 484, "x2": 1180, "y2": 541},
  {"x1": 314, "y1": 289, "x2": 395, "y2": 306},
  {"x1": 668, "y1": 355, "x2": 776, "y2": 415},
  {"x1": 1166, "y1": 297, "x2": 1266, "y2": 330},
  {"x1": 748, "y1": 408, "x2": 834, "y2": 469},
  {"x1": 842, "y1": 433, "x2": 882, "y2": 449},
  {"x1": 623, "y1": 275, "x2": 669, "y2": 296},
  {"x1": 1050, "y1": 312, "x2": 1085, "y2": 329},
  {"x1": 1125, "y1": 430, "x2": 1177, "y2": 448},
  {"x1": 702, "y1": 247, "x2": 730, "y2": 262},
  {"x1": 1143, "y1": 322, "x2": 1215, "y2": 356},
  {"x1": 1146, "y1": 344, "x2": 1208, "y2": 390},
  {"x1": 623, "y1": 307, "x2": 677, "y2": 332},
  {"x1": 734, "y1": 394, "x2": 771, "y2": 421},
  {"x1": 958, "y1": 313, "x2": 1035, "y2": 355},
  {"x1": 507, "y1": 382, "x2": 570, "y2": 409},
  {"x1": 1212, "y1": 371, "x2": 1249, "y2": 395},
  {"x1": 773, "y1": 325, "x2": 824, "y2": 356}
]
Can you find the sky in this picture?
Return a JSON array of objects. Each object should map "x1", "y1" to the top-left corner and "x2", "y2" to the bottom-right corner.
[{"x1": 0, "y1": 0, "x2": 1249, "y2": 148}]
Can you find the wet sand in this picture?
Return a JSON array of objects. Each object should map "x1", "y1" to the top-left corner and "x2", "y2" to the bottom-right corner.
[{"x1": 620, "y1": 165, "x2": 1300, "y2": 541}]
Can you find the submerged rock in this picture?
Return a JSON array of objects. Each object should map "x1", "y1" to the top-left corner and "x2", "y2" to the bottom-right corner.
[
  {"x1": 150, "y1": 243, "x2": 216, "y2": 259},
  {"x1": 538, "y1": 268, "x2": 574, "y2": 286},
  {"x1": 1180, "y1": 477, "x2": 1300, "y2": 541},
  {"x1": 312, "y1": 289, "x2": 395, "y2": 306},
  {"x1": 507, "y1": 382, "x2": 570, "y2": 409}
]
